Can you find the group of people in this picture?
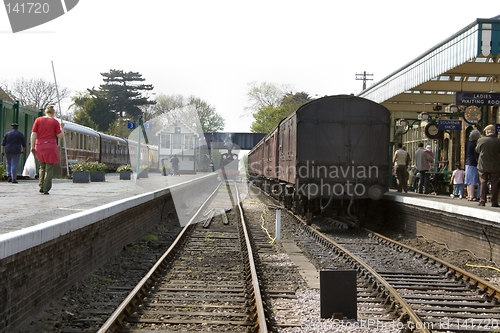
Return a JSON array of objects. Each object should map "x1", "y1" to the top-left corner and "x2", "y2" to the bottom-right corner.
[
  {"x1": 1, "y1": 105, "x2": 63, "y2": 194},
  {"x1": 393, "y1": 125, "x2": 500, "y2": 207}
]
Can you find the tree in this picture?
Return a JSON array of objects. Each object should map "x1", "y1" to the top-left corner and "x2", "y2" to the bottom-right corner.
[
  {"x1": 107, "y1": 118, "x2": 133, "y2": 138},
  {"x1": 245, "y1": 81, "x2": 290, "y2": 114},
  {"x1": 91, "y1": 69, "x2": 155, "y2": 119},
  {"x1": 144, "y1": 94, "x2": 184, "y2": 121},
  {"x1": 250, "y1": 91, "x2": 312, "y2": 133},
  {"x1": 70, "y1": 92, "x2": 116, "y2": 132},
  {"x1": 146, "y1": 94, "x2": 225, "y2": 133},
  {"x1": 72, "y1": 108, "x2": 98, "y2": 129},
  {"x1": 250, "y1": 105, "x2": 288, "y2": 133},
  {"x1": 280, "y1": 91, "x2": 312, "y2": 116},
  {"x1": 187, "y1": 96, "x2": 225, "y2": 132},
  {"x1": 1, "y1": 78, "x2": 70, "y2": 110}
]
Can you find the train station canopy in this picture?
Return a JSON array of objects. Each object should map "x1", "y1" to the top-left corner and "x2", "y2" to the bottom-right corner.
[{"x1": 359, "y1": 16, "x2": 500, "y2": 118}]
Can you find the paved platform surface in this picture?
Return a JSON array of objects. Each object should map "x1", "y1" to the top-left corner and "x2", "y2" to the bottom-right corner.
[
  {"x1": 385, "y1": 189, "x2": 500, "y2": 223},
  {"x1": 0, "y1": 173, "x2": 209, "y2": 235}
]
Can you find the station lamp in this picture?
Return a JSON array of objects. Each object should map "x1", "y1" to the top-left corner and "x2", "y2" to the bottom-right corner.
[
  {"x1": 396, "y1": 119, "x2": 408, "y2": 127},
  {"x1": 445, "y1": 104, "x2": 458, "y2": 113},
  {"x1": 417, "y1": 112, "x2": 430, "y2": 121}
]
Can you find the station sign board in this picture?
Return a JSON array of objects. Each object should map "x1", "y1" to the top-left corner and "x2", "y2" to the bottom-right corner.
[
  {"x1": 127, "y1": 121, "x2": 136, "y2": 129},
  {"x1": 438, "y1": 119, "x2": 462, "y2": 130},
  {"x1": 456, "y1": 92, "x2": 500, "y2": 106}
]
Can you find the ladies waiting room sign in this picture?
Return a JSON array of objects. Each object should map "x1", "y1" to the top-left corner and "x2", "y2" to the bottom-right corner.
[
  {"x1": 3, "y1": 0, "x2": 78, "y2": 33},
  {"x1": 456, "y1": 92, "x2": 500, "y2": 106}
]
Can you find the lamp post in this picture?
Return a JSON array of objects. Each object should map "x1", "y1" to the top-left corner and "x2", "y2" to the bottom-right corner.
[{"x1": 136, "y1": 117, "x2": 142, "y2": 179}]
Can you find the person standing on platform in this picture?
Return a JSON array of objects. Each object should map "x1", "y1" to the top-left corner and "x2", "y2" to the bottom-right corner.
[
  {"x1": 425, "y1": 145, "x2": 434, "y2": 169},
  {"x1": 393, "y1": 143, "x2": 409, "y2": 193},
  {"x1": 475, "y1": 125, "x2": 500, "y2": 207},
  {"x1": 170, "y1": 154, "x2": 180, "y2": 176},
  {"x1": 465, "y1": 129, "x2": 481, "y2": 201},
  {"x1": 450, "y1": 162, "x2": 465, "y2": 199},
  {"x1": 1, "y1": 123, "x2": 26, "y2": 183},
  {"x1": 415, "y1": 142, "x2": 434, "y2": 194},
  {"x1": 31, "y1": 105, "x2": 64, "y2": 195}
]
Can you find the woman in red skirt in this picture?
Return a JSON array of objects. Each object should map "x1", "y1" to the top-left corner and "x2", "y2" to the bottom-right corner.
[{"x1": 30, "y1": 105, "x2": 63, "y2": 194}]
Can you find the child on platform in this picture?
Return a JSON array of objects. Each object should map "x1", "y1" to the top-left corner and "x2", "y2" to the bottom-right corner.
[{"x1": 450, "y1": 162, "x2": 465, "y2": 199}]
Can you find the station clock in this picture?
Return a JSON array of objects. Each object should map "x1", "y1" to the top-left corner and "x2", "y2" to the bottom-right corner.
[
  {"x1": 424, "y1": 122, "x2": 442, "y2": 139},
  {"x1": 464, "y1": 105, "x2": 482, "y2": 124}
]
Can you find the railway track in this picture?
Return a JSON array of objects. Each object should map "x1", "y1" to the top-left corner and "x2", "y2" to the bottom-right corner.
[
  {"x1": 99, "y1": 181, "x2": 267, "y2": 332},
  {"x1": 254, "y1": 186, "x2": 500, "y2": 332}
]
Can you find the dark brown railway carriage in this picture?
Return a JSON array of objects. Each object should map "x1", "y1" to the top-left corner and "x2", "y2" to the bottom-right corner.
[
  {"x1": 263, "y1": 126, "x2": 279, "y2": 179},
  {"x1": 248, "y1": 138, "x2": 264, "y2": 177},
  {"x1": 99, "y1": 133, "x2": 128, "y2": 171},
  {"x1": 249, "y1": 95, "x2": 390, "y2": 221},
  {"x1": 282, "y1": 95, "x2": 389, "y2": 196}
]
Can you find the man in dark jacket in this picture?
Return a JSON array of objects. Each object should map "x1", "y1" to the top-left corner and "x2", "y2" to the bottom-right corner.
[
  {"x1": 1, "y1": 123, "x2": 26, "y2": 183},
  {"x1": 414, "y1": 142, "x2": 434, "y2": 194},
  {"x1": 170, "y1": 154, "x2": 180, "y2": 176},
  {"x1": 475, "y1": 124, "x2": 500, "y2": 207}
]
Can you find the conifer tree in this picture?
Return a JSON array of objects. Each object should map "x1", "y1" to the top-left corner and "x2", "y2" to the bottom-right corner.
[{"x1": 91, "y1": 69, "x2": 155, "y2": 119}]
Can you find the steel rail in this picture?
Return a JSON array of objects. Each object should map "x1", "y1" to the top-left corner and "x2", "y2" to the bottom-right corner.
[
  {"x1": 98, "y1": 181, "x2": 223, "y2": 332},
  {"x1": 290, "y1": 212, "x2": 429, "y2": 333},
  {"x1": 253, "y1": 185, "x2": 428, "y2": 332},
  {"x1": 369, "y1": 229, "x2": 500, "y2": 302},
  {"x1": 233, "y1": 181, "x2": 268, "y2": 332}
]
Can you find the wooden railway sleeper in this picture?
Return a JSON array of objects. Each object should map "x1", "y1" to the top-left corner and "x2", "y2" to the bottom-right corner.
[
  {"x1": 445, "y1": 269, "x2": 455, "y2": 279},
  {"x1": 397, "y1": 311, "x2": 409, "y2": 323}
]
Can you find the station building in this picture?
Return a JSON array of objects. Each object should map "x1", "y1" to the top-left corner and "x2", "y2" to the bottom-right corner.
[
  {"x1": 156, "y1": 122, "x2": 203, "y2": 174},
  {"x1": 359, "y1": 16, "x2": 500, "y2": 176}
]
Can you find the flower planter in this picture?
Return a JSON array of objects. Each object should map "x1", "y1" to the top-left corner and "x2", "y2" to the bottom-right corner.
[
  {"x1": 119, "y1": 170, "x2": 132, "y2": 180},
  {"x1": 73, "y1": 171, "x2": 90, "y2": 183},
  {"x1": 90, "y1": 171, "x2": 106, "y2": 182}
]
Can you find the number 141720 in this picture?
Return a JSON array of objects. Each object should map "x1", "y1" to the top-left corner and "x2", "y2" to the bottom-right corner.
[{"x1": 6, "y1": 2, "x2": 50, "y2": 14}]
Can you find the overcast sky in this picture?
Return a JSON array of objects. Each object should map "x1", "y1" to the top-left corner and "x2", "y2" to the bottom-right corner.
[{"x1": 1, "y1": 0, "x2": 498, "y2": 132}]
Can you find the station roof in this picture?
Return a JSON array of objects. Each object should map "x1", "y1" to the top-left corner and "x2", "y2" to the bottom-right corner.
[
  {"x1": 0, "y1": 87, "x2": 14, "y2": 102},
  {"x1": 359, "y1": 16, "x2": 500, "y2": 117}
]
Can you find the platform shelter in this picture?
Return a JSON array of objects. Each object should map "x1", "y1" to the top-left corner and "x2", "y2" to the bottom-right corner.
[{"x1": 359, "y1": 16, "x2": 500, "y2": 172}]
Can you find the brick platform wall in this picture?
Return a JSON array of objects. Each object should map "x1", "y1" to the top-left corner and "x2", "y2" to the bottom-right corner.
[
  {"x1": 381, "y1": 201, "x2": 500, "y2": 264},
  {"x1": 0, "y1": 174, "x2": 219, "y2": 332},
  {"x1": 0, "y1": 195, "x2": 171, "y2": 331}
]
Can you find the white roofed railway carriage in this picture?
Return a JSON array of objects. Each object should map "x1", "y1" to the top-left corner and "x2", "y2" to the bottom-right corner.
[
  {"x1": 128, "y1": 140, "x2": 159, "y2": 174},
  {"x1": 99, "y1": 133, "x2": 128, "y2": 172},
  {"x1": 60, "y1": 121, "x2": 100, "y2": 172}
]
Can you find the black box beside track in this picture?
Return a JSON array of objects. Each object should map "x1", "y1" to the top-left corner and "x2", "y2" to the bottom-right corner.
[{"x1": 320, "y1": 270, "x2": 357, "y2": 320}]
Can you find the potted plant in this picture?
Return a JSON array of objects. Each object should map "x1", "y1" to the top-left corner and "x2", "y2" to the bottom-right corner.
[
  {"x1": 88, "y1": 161, "x2": 108, "y2": 182},
  {"x1": 0, "y1": 163, "x2": 6, "y2": 181},
  {"x1": 72, "y1": 162, "x2": 90, "y2": 183},
  {"x1": 117, "y1": 164, "x2": 133, "y2": 180}
]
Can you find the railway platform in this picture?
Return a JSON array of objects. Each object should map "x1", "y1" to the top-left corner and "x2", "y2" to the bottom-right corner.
[
  {"x1": 385, "y1": 189, "x2": 500, "y2": 223},
  {"x1": 0, "y1": 172, "x2": 208, "y2": 235}
]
